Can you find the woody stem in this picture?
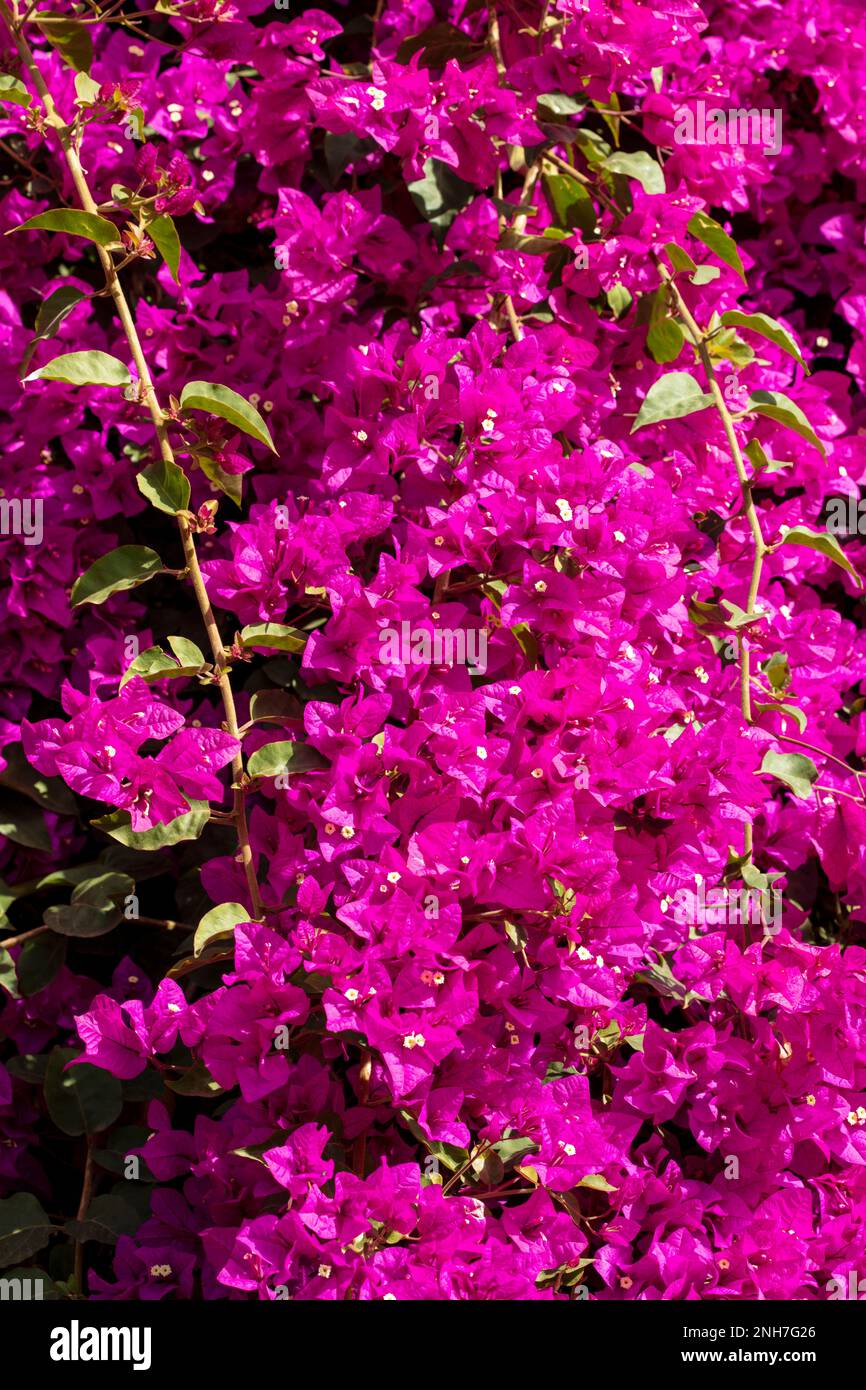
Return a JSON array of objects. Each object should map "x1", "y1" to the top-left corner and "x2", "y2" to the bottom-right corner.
[
  {"x1": 655, "y1": 257, "x2": 768, "y2": 862},
  {"x1": 2, "y1": 3, "x2": 263, "y2": 918}
]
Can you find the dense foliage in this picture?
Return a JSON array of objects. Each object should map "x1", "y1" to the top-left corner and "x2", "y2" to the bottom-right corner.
[{"x1": 2, "y1": 0, "x2": 866, "y2": 1301}]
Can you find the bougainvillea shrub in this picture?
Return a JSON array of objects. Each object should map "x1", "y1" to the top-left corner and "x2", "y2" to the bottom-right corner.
[{"x1": 1, "y1": 0, "x2": 866, "y2": 1303}]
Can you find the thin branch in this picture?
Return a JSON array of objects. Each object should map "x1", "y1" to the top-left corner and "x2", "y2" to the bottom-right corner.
[{"x1": 1, "y1": 2, "x2": 264, "y2": 920}]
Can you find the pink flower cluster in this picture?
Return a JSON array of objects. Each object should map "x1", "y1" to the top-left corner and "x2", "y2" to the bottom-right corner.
[{"x1": 2, "y1": 0, "x2": 866, "y2": 1302}]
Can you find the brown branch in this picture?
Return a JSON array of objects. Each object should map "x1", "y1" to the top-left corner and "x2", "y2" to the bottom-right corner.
[{"x1": 1, "y1": 2, "x2": 264, "y2": 919}]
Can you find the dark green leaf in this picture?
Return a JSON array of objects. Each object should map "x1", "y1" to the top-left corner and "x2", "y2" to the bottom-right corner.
[
  {"x1": 43, "y1": 903, "x2": 119, "y2": 939},
  {"x1": 0, "y1": 741, "x2": 76, "y2": 814},
  {"x1": 408, "y1": 157, "x2": 476, "y2": 233},
  {"x1": 0, "y1": 790, "x2": 50, "y2": 850},
  {"x1": 44, "y1": 1048, "x2": 123, "y2": 1136},
  {"x1": 18, "y1": 933, "x2": 66, "y2": 995},
  {"x1": 21, "y1": 285, "x2": 89, "y2": 376},
  {"x1": 63, "y1": 1195, "x2": 139, "y2": 1245},
  {"x1": 165, "y1": 1059, "x2": 224, "y2": 1097},
  {"x1": 0, "y1": 1194, "x2": 54, "y2": 1268},
  {"x1": 72, "y1": 545, "x2": 163, "y2": 607}
]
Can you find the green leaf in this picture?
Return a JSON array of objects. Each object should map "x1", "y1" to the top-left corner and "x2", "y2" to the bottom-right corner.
[
  {"x1": 17, "y1": 933, "x2": 66, "y2": 994},
  {"x1": 249, "y1": 690, "x2": 297, "y2": 724},
  {"x1": 746, "y1": 390, "x2": 826, "y2": 458},
  {"x1": 136, "y1": 459, "x2": 190, "y2": 515},
  {"x1": 777, "y1": 524, "x2": 862, "y2": 587},
  {"x1": 543, "y1": 173, "x2": 597, "y2": 237},
  {"x1": 194, "y1": 902, "x2": 250, "y2": 957},
  {"x1": 0, "y1": 75, "x2": 32, "y2": 108},
  {"x1": 760, "y1": 750, "x2": 818, "y2": 800},
  {"x1": 690, "y1": 265, "x2": 720, "y2": 285},
  {"x1": 240, "y1": 622, "x2": 308, "y2": 654},
  {"x1": 536, "y1": 92, "x2": 585, "y2": 119},
  {"x1": 606, "y1": 284, "x2": 632, "y2": 320},
  {"x1": 165, "y1": 1059, "x2": 224, "y2": 1097},
  {"x1": 11, "y1": 208, "x2": 119, "y2": 247},
  {"x1": 754, "y1": 701, "x2": 808, "y2": 734},
  {"x1": 63, "y1": 1194, "x2": 139, "y2": 1245},
  {"x1": 0, "y1": 1194, "x2": 54, "y2": 1269},
  {"x1": 148, "y1": 214, "x2": 181, "y2": 283},
  {"x1": 578, "y1": 1174, "x2": 617, "y2": 1193},
  {"x1": 604, "y1": 151, "x2": 665, "y2": 195},
  {"x1": 74, "y1": 71, "x2": 102, "y2": 104},
  {"x1": 247, "y1": 740, "x2": 327, "y2": 780},
  {"x1": 0, "y1": 741, "x2": 76, "y2": 815},
  {"x1": 168, "y1": 635, "x2": 206, "y2": 666},
  {"x1": 93, "y1": 800, "x2": 210, "y2": 849},
  {"x1": 72, "y1": 545, "x2": 163, "y2": 607},
  {"x1": 36, "y1": 16, "x2": 93, "y2": 72},
  {"x1": 0, "y1": 946, "x2": 19, "y2": 999},
  {"x1": 21, "y1": 284, "x2": 89, "y2": 376},
  {"x1": 720, "y1": 311, "x2": 808, "y2": 372},
  {"x1": 26, "y1": 350, "x2": 130, "y2": 388},
  {"x1": 408, "y1": 157, "x2": 476, "y2": 233},
  {"x1": 118, "y1": 643, "x2": 204, "y2": 689},
  {"x1": 92, "y1": 1125, "x2": 151, "y2": 1178},
  {"x1": 631, "y1": 371, "x2": 713, "y2": 432},
  {"x1": 687, "y1": 211, "x2": 746, "y2": 283},
  {"x1": 44, "y1": 1048, "x2": 123, "y2": 1136},
  {"x1": 395, "y1": 20, "x2": 484, "y2": 68},
  {"x1": 662, "y1": 242, "x2": 696, "y2": 275},
  {"x1": 43, "y1": 903, "x2": 119, "y2": 939},
  {"x1": 180, "y1": 380, "x2": 276, "y2": 453},
  {"x1": 71, "y1": 871, "x2": 134, "y2": 905},
  {"x1": 492, "y1": 1136, "x2": 538, "y2": 1165},
  {"x1": 197, "y1": 453, "x2": 242, "y2": 506},
  {"x1": 647, "y1": 315, "x2": 684, "y2": 364},
  {"x1": 0, "y1": 790, "x2": 50, "y2": 850}
]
